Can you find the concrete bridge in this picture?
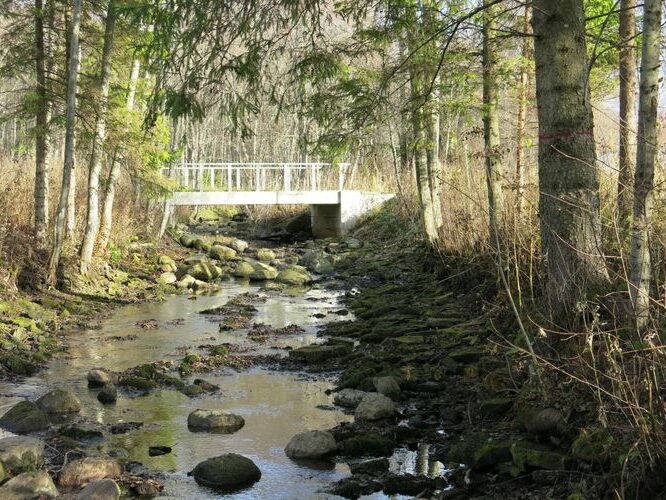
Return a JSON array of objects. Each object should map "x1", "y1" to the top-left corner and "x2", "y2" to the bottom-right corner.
[{"x1": 160, "y1": 162, "x2": 394, "y2": 238}]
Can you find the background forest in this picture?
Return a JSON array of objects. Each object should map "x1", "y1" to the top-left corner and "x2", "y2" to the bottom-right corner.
[{"x1": 1, "y1": 0, "x2": 666, "y2": 495}]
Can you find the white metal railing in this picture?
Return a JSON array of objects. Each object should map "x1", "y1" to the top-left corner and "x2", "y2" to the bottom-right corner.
[{"x1": 160, "y1": 162, "x2": 351, "y2": 193}]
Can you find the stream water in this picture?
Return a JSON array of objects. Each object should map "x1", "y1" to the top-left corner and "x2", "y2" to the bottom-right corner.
[{"x1": 0, "y1": 281, "x2": 443, "y2": 498}]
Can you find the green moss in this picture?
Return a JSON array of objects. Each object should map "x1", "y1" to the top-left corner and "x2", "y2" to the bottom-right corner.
[
  {"x1": 120, "y1": 376, "x2": 157, "y2": 391},
  {"x1": 338, "y1": 434, "x2": 395, "y2": 457},
  {"x1": 510, "y1": 442, "x2": 569, "y2": 471},
  {"x1": 209, "y1": 345, "x2": 229, "y2": 357},
  {"x1": 571, "y1": 428, "x2": 614, "y2": 464},
  {"x1": 179, "y1": 353, "x2": 201, "y2": 376},
  {"x1": 0, "y1": 353, "x2": 38, "y2": 376}
]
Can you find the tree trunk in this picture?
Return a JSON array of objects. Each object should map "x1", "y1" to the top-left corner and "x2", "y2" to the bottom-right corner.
[
  {"x1": 48, "y1": 0, "x2": 81, "y2": 283},
  {"x1": 98, "y1": 58, "x2": 141, "y2": 252},
  {"x1": 629, "y1": 0, "x2": 662, "y2": 329},
  {"x1": 617, "y1": 0, "x2": 637, "y2": 228},
  {"x1": 34, "y1": 0, "x2": 51, "y2": 244},
  {"x1": 80, "y1": 0, "x2": 116, "y2": 275},
  {"x1": 482, "y1": 0, "x2": 505, "y2": 249},
  {"x1": 514, "y1": 2, "x2": 531, "y2": 216},
  {"x1": 532, "y1": 0, "x2": 608, "y2": 322}
]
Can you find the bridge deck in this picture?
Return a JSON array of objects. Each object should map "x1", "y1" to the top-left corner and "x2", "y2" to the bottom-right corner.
[{"x1": 169, "y1": 190, "x2": 343, "y2": 206}]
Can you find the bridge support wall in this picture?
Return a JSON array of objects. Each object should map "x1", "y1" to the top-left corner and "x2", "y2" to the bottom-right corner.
[{"x1": 311, "y1": 192, "x2": 395, "y2": 238}]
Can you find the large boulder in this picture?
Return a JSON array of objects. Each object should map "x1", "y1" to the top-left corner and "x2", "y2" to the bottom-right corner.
[
  {"x1": 0, "y1": 437, "x2": 45, "y2": 475},
  {"x1": 58, "y1": 458, "x2": 121, "y2": 491},
  {"x1": 285, "y1": 430, "x2": 337, "y2": 459},
  {"x1": 87, "y1": 368, "x2": 118, "y2": 388},
  {"x1": 276, "y1": 266, "x2": 312, "y2": 286},
  {"x1": 190, "y1": 454, "x2": 261, "y2": 490},
  {"x1": 0, "y1": 401, "x2": 49, "y2": 434},
  {"x1": 354, "y1": 393, "x2": 396, "y2": 422},
  {"x1": 333, "y1": 389, "x2": 367, "y2": 408},
  {"x1": 187, "y1": 409, "x2": 245, "y2": 434},
  {"x1": 36, "y1": 389, "x2": 81, "y2": 415},
  {"x1": 0, "y1": 471, "x2": 58, "y2": 499},
  {"x1": 209, "y1": 245, "x2": 237, "y2": 261}
]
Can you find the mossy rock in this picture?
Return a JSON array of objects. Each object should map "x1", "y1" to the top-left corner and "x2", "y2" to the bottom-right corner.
[
  {"x1": 289, "y1": 344, "x2": 351, "y2": 364},
  {"x1": 448, "y1": 347, "x2": 485, "y2": 363},
  {"x1": 209, "y1": 245, "x2": 237, "y2": 261},
  {"x1": 10, "y1": 317, "x2": 41, "y2": 333},
  {"x1": 0, "y1": 353, "x2": 38, "y2": 376},
  {"x1": 276, "y1": 266, "x2": 312, "y2": 286},
  {"x1": 256, "y1": 249, "x2": 276, "y2": 262},
  {"x1": 233, "y1": 261, "x2": 255, "y2": 278},
  {"x1": 180, "y1": 234, "x2": 197, "y2": 248},
  {"x1": 339, "y1": 367, "x2": 378, "y2": 389},
  {"x1": 209, "y1": 345, "x2": 229, "y2": 357},
  {"x1": 510, "y1": 442, "x2": 570, "y2": 472},
  {"x1": 179, "y1": 353, "x2": 201, "y2": 377},
  {"x1": 448, "y1": 432, "x2": 492, "y2": 465},
  {"x1": 0, "y1": 401, "x2": 49, "y2": 434},
  {"x1": 193, "y1": 239, "x2": 211, "y2": 252},
  {"x1": 181, "y1": 384, "x2": 206, "y2": 398},
  {"x1": 119, "y1": 376, "x2": 157, "y2": 391},
  {"x1": 479, "y1": 398, "x2": 514, "y2": 418},
  {"x1": 249, "y1": 262, "x2": 278, "y2": 281},
  {"x1": 190, "y1": 454, "x2": 261, "y2": 490},
  {"x1": 338, "y1": 433, "x2": 395, "y2": 457},
  {"x1": 571, "y1": 428, "x2": 614, "y2": 465}
]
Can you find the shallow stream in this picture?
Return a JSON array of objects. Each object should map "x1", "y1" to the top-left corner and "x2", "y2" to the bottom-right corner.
[{"x1": 0, "y1": 281, "x2": 442, "y2": 498}]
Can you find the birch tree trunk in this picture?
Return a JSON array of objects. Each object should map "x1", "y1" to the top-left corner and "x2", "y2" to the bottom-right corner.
[
  {"x1": 66, "y1": 42, "x2": 81, "y2": 241},
  {"x1": 629, "y1": 0, "x2": 662, "y2": 329},
  {"x1": 482, "y1": 0, "x2": 504, "y2": 249},
  {"x1": 532, "y1": 0, "x2": 608, "y2": 321},
  {"x1": 48, "y1": 0, "x2": 81, "y2": 283},
  {"x1": 34, "y1": 0, "x2": 51, "y2": 244},
  {"x1": 98, "y1": 59, "x2": 141, "y2": 251},
  {"x1": 80, "y1": 0, "x2": 116, "y2": 275},
  {"x1": 514, "y1": 2, "x2": 530, "y2": 216},
  {"x1": 617, "y1": 0, "x2": 637, "y2": 228}
]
